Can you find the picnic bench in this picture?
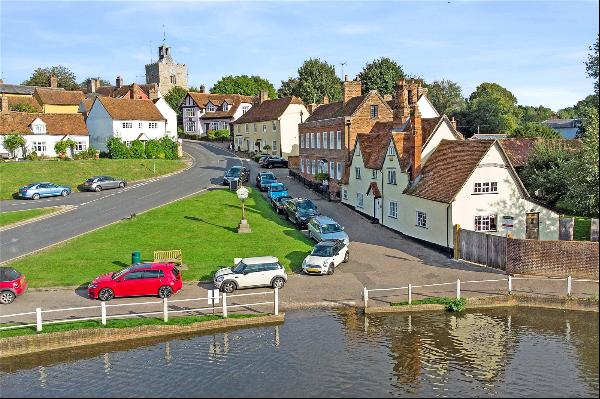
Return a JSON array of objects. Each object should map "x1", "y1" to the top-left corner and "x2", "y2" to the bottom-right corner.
[{"x1": 153, "y1": 249, "x2": 183, "y2": 266}]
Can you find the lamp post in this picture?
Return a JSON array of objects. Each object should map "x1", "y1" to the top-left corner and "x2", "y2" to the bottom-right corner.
[{"x1": 236, "y1": 186, "x2": 251, "y2": 233}]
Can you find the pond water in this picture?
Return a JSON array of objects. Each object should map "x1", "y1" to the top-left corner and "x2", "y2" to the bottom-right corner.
[{"x1": 0, "y1": 307, "x2": 597, "y2": 397}]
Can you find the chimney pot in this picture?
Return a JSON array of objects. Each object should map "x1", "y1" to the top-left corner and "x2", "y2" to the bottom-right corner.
[
  {"x1": 50, "y1": 74, "x2": 58, "y2": 88},
  {"x1": 199, "y1": 84, "x2": 206, "y2": 93},
  {"x1": 451, "y1": 117, "x2": 457, "y2": 130},
  {"x1": 344, "y1": 74, "x2": 348, "y2": 82}
]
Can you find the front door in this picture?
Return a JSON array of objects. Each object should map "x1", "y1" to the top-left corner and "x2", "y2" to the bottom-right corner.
[
  {"x1": 374, "y1": 198, "x2": 381, "y2": 221},
  {"x1": 526, "y1": 213, "x2": 539, "y2": 240}
]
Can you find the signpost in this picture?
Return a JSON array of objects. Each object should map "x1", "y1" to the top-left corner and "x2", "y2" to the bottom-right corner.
[{"x1": 502, "y1": 216, "x2": 514, "y2": 238}]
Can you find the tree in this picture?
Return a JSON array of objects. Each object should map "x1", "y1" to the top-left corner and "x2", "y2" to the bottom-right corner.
[
  {"x1": 357, "y1": 57, "x2": 405, "y2": 96},
  {"x1": 10, "y1": 103, "x2": 38, "y2": 113},
  {"x1": 106, "y1": 137, "x2": 131, "y2": 159},
  {"x1": 2, "y1": 134, "x2": 26, "y2": 159},
  {"x1": 586, "y1": 34, "x2": 599, "y2": 97},
  {"x1": 164, "y1": 86, "x2": 188, "y2": 118},
  {"x1": 211, "y1": 75, "x2": 277, "y2": 99},
  {"x1": 280, "y1": 58, "x2": 342, "y2": 104},
  {"x1": 517, "y1": 105, "x2": 555, "y2": 123},
  {"x1": 22, "y1": 65, "x2": 78, "y2": 90},
  {"x1": 424, "y1": 79, "x2": 466, "y2": 116},
  {"x1": 277, "y1": 77, "x2": 298, "y2": 97},
  {"x1": 54, "y1": 138, "x2": 76, "y2": 158},
  {"x1": 511, "y1": 122, "x2": 561, "y2": 139},
  {"x1": 130, "y1": 140, "x2": 146, "y2": 159},
  {"x1": 79, "y1": 77, "x2": 111, "y2": 89}
]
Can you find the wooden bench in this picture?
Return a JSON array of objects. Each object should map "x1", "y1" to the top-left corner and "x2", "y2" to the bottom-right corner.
[{"x1": 153, "y1": 249, "x2": 183, "y2": 265}]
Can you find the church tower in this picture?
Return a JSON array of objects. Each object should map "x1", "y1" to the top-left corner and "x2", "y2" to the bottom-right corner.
[{"x1": 145, "y1": 40, "x2": 188, "y2": 94}]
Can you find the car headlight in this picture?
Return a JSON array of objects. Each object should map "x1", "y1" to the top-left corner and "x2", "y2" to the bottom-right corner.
[
  {"x1": 215, "y1": 276, "x2": 224, "y2": 282},
  {"x1": 323, "y1": 260, "x2": 329, "y2": 267},
  {"x1": 89, "y1": 283, "x2": 98, "y2": 289}
]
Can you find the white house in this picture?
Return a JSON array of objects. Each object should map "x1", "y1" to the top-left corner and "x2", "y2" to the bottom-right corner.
[
  {"x1": 341, "y1": 104, "x2": 559, "y2": 250},
  {"x1": 153, "y1": 97, "x2": 177, "y2": 139},
  {"x1": 181, "y1": 91, "x2": 255, "y2": 137},
  {"x1": 0, "y1": 111, "x2": 89, "y2": 158},
  {"x1": 86, "y1": 97, "x2": 168, "y2": 151}
]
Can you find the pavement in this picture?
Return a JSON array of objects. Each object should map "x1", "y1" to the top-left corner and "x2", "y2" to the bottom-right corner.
[{"x1": 1, "y1": 142, "x2": 598, "y2": 325}]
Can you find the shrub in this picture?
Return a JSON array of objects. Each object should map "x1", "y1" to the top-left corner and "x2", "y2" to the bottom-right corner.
[
  {"x1": 315, "y1": 172, "x2": 329, "y2": 181},
  {"x1": 159, "y1": 137, "x2": 178, "y2": 159},
  {"x1": 54, "y1": 138, "x2": 76, "y2": 158},
  {"x1": 144, "y1": 139, "x2": 163, "y2": 159},
  {"x1": 74, "y1": 147, "x2": 98, "y2": 160},
  {"x1": 26, "y1": 151, "x2": 39, "y2": 161},
  {"x1": 2, "y1": 134, "x2": 26, "y2": 159},
  {"x1": 130, "y1": 140, "x2": 146, "y2": 159},
  {"x1": 207, "y1": 129, "x2": 230, "y2": 141},
  {"x1": 106, "y1": 137, "x2": 131, "y2": 159}
]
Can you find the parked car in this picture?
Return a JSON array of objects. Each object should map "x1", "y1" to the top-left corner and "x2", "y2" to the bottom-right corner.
[
  {"x1": 302, "y1": 240, "x2": 349, "y2": 275},
  {"x1": 18, "y1": 182, "x2": 71, "y2": 200},
  {"x1": 253, "y1": 153, "x2": 271, "y2": 162},
  {"x1": 255, "y1": 171, "x2": 272, "y2": 186},
  {"x1": 307, "y1": 216, "x2": 350, "y2": 245},
  {"x1": 0, "y1": 267, "x2": 27, "y2": 304},
  {"x1": 223, "y1": 166, "x2": 250, "y2": 186},
  {"x1": 213, "y1": 256, "x2": 287, "y2": 293},
  {"x1": 284, "y1": 198, "x2": 319, "y2": 229},
  {"x1": 257, "y1": 173, "x2": 278, "y2": 192},
  {"x1": 267, "y1": 183, "x2": 289, "y2": 202},
  {"x1": 88, "y1": 263, "x2": 182, "y2": 301},
  {"x1": 272, "y1": 195, "x2": 293, "y2": 214},
  {"x1": 82, "y1": 176, "x2": 127, "y2": 192},
  {"x1": 260, "y1": 156, "x2": 288, "y2": 169}
]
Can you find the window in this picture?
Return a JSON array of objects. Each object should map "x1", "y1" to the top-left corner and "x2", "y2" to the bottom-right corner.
[
  {"x1": 342, "y1": 188, "x2": 348, "y2": 200},
  {"x1": 317, "y1": 162, "x2": 322, "y2": 174},
  {"x1": 475, "y1": 215, "x2": 497, "y2": 232},
  {"x1": 310, "y1": 133, "x2": 315, "y2": 148},
  {"x1": 32, "y1": 141, "x2": 46, "y2": 153},
  {"x1": 245, "y1": 124, "x2": 249, "y2": 133},
  {"x1": 416, "y1": 211, "x2": 427, "y2": 228},
  {"x1": 388, "y1": 201, "x2": 398, "y2": 219},
  {"x1": 316, "y1": 133, "x2": 321, "y2": 149},
  {"x1": 355, "y1": 167, "x2": 362, "y2": 179},
  {"x1": 32, "y1": 123, "x2": 45, "y2": 134},
  {"x1": 370, "y1": 105, "x2": 379, "y2": 118},
  {"x1": 336, "y1": 131, "x2": 342, "y2": 149},
  {"x1": 311, "y1": 160, "x2": 316, "y2": 175},
  {"x1": 328, "y1": 131, "x2": 333, "y2": 149},
  {"x1": 242, "y1": 105, "x2": 250, "y2": 114},
  {"x1": 387, "y1": 169, "x2": 397, "y2": 185},
  {"x1": 272, "y1": 121, "x2": 277, "y2": 131},
  {"x1": 357, "y1": 192, "x2": 364, "y2": 208},
  {"x1": 300, "y1": 158, "x2": 304, "y2": 172},
  {"x1": 474, "y1": 182, "x2": 498, "y2": 194},
  {"x1": 263, "y1": 124, "x2": 267, "y2": 133},
  {"x1": 122, "y1": 122, "x2": 132, "y2": 129},
  {"x1": 272, "y1": 141, "x2": 277, "y2": 151},
  {"x1": 143, "y1": 269, "x2": 164, "y2": 279},
  {"x1": 124, "y1": 141, "x2": 131, "y2": 147},
  {"x1": 387, "y1": 144, "x2": 395, "y2": 156},
  {"x1": 254, "y1": 123, "x2": 257, "y2": 132},
  {"x1": 236, "y1": 125, "x2": 240, "y2": 134},
  {"x1": 329, "y1": 162, "x2": 335, "y2": 177},
  {"x1": 149, "y1": 122, "x2": 158, "y2": 129},
  {"x1": 301, "y1": 134, "x2": 305, "y2": 149},
  {"x1": 336, "y1": 162, "x2": 343, "y2": 180},
  {"x1": 210, "y1": 122, "x2": 218, "y2": 130},
  {"x1": 184, "y1": 109, "x2": 195, "y2": 118},
  {"x1": 323, "y1": 132, "x2": 328, "y2": 149},
  {"x1": 76, "y1": 141, "x2": 86, "y2": 151},
  {"x1": 138, "y1": 122, "x2": 143, "y2": 128},
  {"x1": 223, "y1": 103, "x2": 230, "y2": 111},
  {"x1": 185, "y1": 122, "x2": 196, "y2": 132},
  {"x1": 170, "y1": 75, "x2": 176, "y2": 84},
  {"x1": 371, "y1": 170, "x2": 377, "y2": 179},
  {"x1": 124, "y1": 271, "x2": 144, "y2": 280},
  {"x1": 355, "y1": 143, "x2": 361, "y2": 156},
  {"x1": 207, "y1": 104, "x2": 216, "y2": 112}
]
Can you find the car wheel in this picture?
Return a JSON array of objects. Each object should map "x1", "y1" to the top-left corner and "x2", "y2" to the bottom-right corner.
[
  {"x1": 158, "y1": 286, "x2": 173, "y2": 298},
  {"x1": 222, "y1": 281, "x2": 236, "y2": 294},
  {"x1": 272, "y1": 277, "x2": 285, "y2": 289},
  {"x1": 327, "y1": 263, "x2": 335, "y2": 275},
  {"x1": 343, "y1": 251, "x2": 350, "y2": 263},
  {"x1": 0, "y1": 290, "x2": 16, "y2": 304},
  {"x1": 95, "y1": 186, "x2": 102, "y2": 192},
  {"x1": 61, "y1": 190, "x2": 68, "y2": 197},
  {"x1": 32, "y1": 193, "x2": 40, "y2": 200},
  {"x1": 119, "y1": 182, "x2": 125, "y2": 188},
  {"x1": 98, "y1": 288, "x2": 114, "y2": 301}
]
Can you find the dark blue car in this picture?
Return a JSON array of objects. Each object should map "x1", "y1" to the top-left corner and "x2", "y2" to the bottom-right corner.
[{"x1": 257, "y1": 173, "x2": 277, "y2": 192}]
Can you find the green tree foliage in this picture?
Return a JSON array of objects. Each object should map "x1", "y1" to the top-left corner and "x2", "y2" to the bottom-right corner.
[
  {"x1": 586, "y1": 34, "x2": 599, "y2": 97},
  {"x1": 557, "y1": 94, "x2": 599, "y2": 119},
  {"x1": 10, "y1": 103, "x2": 38, "y2": 113},
  {"x1": 2, "y1": 134, "x2": 26, "y2": 159},
  {"x1": 106, "y1": 137, "x2": 131, "y2": 159},
  {"x1": 277, "y1": 77, "x2": 299, "y2": 97},
  {"x1": 144, "y1": 139, "x2": 162, "y2": 159},
  {"x1": 207, "y1": 129, "x2": 230, "y2": 142},
  {"x1": 159, "y1": 137, "x2": 178, "y2": 159},
  {"x1": 517, "y1": 105, "x2": 555, "y2": 123},
  {"x1": 357, "y1": 57, "x2": 405, "y2": 96},
  {"x1": 279, "y1": 58, "x2": 342, "y2": 104},
  {"x1": 211, "y1": 75, "x2": 277, "y2": 99},
  {"x1": 22, "y1": 65, "x2": 79, "y2": 90},
  {"x1": 54, "y1": 138, "x2": 76, "y2": 158},
  {"x1": 164, "y1": 86, "x2": 188, "y2": 118},
  {"x1": 130, "y1": 140, "x2": 146, "y2": 159},
  {"x1": 511, "y1": 122, "x2": 561, "y2": 139},
  {"x1": 79, "y1": 77, "x2": 111, "y2": 89},
  {"x1": 424, "y1": 79, "x2": 466, "y2": 116}
]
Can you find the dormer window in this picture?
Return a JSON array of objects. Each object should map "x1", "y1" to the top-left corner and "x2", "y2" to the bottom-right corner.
[
  {"x1": 387, "y1": 144, "x2": 395, "y2": 156},
  {"x1": 31, "y1": 118, "x2": 46, "y2": 134},
  {"x1": 222, "y1": 102, "x2": 230, "y2": 112},
  {"x1": 207, "y1": 103, "x2": 216, "y2": 112}
]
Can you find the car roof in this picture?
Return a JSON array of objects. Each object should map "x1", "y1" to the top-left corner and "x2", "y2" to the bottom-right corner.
[
  {"x1": 270, "y1": 182, "x2": 284, "y2": 186},
  {"x1": 131, "y1": 263, "x2": 171, "y2": 270},
  {"x1": 313, "y1": 215, "x2": 336, "y2": 224},
  {"x1": 239, "y1": 256, "x2": 279, "y2": 264},
  {"x1": 315, "y1": 240, "x2": 342, "y2": 247}
]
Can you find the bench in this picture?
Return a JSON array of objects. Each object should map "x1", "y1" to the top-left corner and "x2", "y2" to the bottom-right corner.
[{"x1": 153, "y1": 249, "x2": 183, "y2": 265}]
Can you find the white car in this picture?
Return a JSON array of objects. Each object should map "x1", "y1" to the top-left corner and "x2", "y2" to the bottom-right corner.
[
  {"x1": 213, "y1": 256, "x2": 287, "y2": 293},
  {"x1": 302, "y1": 240, "x2": 349, "y2": 275}
]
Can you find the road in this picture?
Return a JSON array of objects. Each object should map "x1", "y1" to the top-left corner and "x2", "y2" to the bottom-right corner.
[{"x1": 0, "y1": 141, "x2": 242, "y2": 263}]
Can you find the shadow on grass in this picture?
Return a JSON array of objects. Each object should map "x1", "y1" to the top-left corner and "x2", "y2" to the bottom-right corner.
[
  {"x1": 184, "y1": 215, "x2": 237, "y2": 233},
  {"x1": 284, "y1": 250, "x2": 310, "y2": 274},
  {"x1": 112, "y1": 260, "x2": 130, "y2": 268}
]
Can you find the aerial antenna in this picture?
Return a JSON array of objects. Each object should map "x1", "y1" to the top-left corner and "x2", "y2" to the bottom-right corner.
[
  {"x1": 163, "y1": 24, "x2": 166, "y2": 44},
  {"x1": 340, "y1": 61, "x2": 347, "y2": 79}
]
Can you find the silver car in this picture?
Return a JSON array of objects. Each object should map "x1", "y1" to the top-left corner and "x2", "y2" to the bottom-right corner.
[{"x1": 82, "y1": 176, "x2": 127, "y2": 192}]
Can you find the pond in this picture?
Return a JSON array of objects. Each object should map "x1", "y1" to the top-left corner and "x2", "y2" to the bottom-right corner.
[{"x1": 0, "y1": 307, "x2": 597, "y2": 397}]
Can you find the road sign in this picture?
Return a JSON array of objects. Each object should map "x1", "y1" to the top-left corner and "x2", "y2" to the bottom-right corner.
[{"x1": 208, "y1": 289, "x2": 220, "y2": 305}]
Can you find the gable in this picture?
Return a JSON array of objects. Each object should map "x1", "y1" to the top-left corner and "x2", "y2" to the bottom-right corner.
[
  {"x1": 422, "y1": 118, "x2": 461, "y2": 164},
  {"x1": 417, "y1": 95, "x2": 439, "y2": 118}
]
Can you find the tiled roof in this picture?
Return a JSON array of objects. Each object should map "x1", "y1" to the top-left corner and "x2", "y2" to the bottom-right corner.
[
  {"x1": 499, "y1": 138, "x2": 581, "y2": 168},
  {"x1": 234, "y1": 96, "x2": 303, "y2": 124},
  {"x1": 6, "y1": 96, "x2": 42, "y2": 112},
  {"x1": 304, "y1": 96, "x2": 366, "y2": 122},
  {"x1": 96, "y1": 97, "x2": 165, "y2": 121},
  {"x1": 354, "y1": 130, "x2": 412, "y2": 172},
  {"x1": 35, "y1": 88, "x2": 85, "y2": 105},
  {"x1": 405, "y1": 140, "x2": 494, "y2": 203},
  {"x1": 92, "y1": 84, "x2": 157, "y2": 99},
  {"x1": 187, "y1": 93, "x2": 255, "y2": 119},
  {"x1": 0, "y1": 112, "x2": 88, "y2": 136},
  {"x1": 0, "y1": 84, "x2": 40, "y2": 95}
]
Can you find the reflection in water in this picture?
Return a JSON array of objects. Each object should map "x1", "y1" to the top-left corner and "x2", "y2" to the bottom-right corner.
[{"x1": 0, "y1": 308, "x2": 597, "y2": 397}]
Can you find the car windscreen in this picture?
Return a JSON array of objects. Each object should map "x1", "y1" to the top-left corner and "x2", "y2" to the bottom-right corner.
[
  {"x1": 311, "y1": 245, "x2": 334, "y2": 257},
  {"x1": 226, "y1": 169, "x2": 241, "y2": 177},
  {"x1": 270, "y1": 185, "x2": 286, "y2": 192},
  {"x1": 232, "y1": 261, "x2": 246, "y2": 274},
  {"x1": 0, "y1": 268, "x2": 21, "y2": 282},
  {"x1": 261, "y1": 174, "x2": 276, "y2": 181},
  {"x1": 275, "y1": 196, "x2": 292, "y2": 204},
  {"x1": 321, "y1": 223, "x2": 342, "y2": 233},
  {"x1": 297, "y1": 200, "x2": 316, "y2": 212}
]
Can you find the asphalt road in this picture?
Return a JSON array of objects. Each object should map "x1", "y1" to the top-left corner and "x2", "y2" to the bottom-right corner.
[{"x1": 0, "y1": 141, "x2": 243, "y2": 263}]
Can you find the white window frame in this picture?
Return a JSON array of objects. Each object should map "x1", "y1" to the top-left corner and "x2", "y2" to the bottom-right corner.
[
  {"x1": 311, "y1": 160, "x2": 316, "y2": 175},
  {"x1": 300, "y1": 158, "x2": 304, "y2": 173},
  {"x1": 342, "y1": 188, "x2": 348, "y2": 201},
  {"x1": 357, "y1": 192, "x2": 364, "y2": 208},
  {"x1": 416, "y1": 211, "x2": 427, "y2": 228},
  {"x1": 329, "y1": 162, "x2": 335, "y2": 177},
  {"x1": 336, "y1": 162, "x2": 343, "y2": 180},
  {"x1": 388, "y1": 201, "x2": 398, "y2": 219},
  {"x1": 185, "y1": 122, "x2": 196, "y2": 132},
  {"x1": 329, "y1": 131, "x2": 334, "y2": 149},
  {"x1": 355, "y1": 143, "x2": 361, "y2": 156},
  {"x1": 310, "y1": 133, "x2": 315, "y2": 148},
  {"x1": 122, "y1": 122, "x2": 132, "y2": 129},
  {"x1": 387, "y1": 169, "x2": 397, "y2": 185},
  {"x1": 355, "y1": 167, "x2": 361, "y2": 180},
  {"x1": 184, "y1": 109, "x2": 195, "y2": 118},
  {"x1": 242, "y1": 105, "x2": 249, "y2": 114},
  {"x1": 474, "y1": 181, "x2": 499, "y2": 194},
  {"x1": 222, "y1": 103, "x2": 230, "y2": 112},
  {"x1": 387, "y1": 144, "x2": 395, "y2": 156},
  {"x1": 316, "y1": 132, "x2": 321, "y2": 149},
  {"x1": 336, "y1": 131, "x2": 342, "y2": 150},
  {"x1": 372, "y1": 170, "x2": 377, "y2": 179},
  {"x1": 272, "y1": 121, "x2": 277, "y2": 131},
  {"x1": 272, "y1": 140, "x2": 277, "y2": 151},
  {"x1": 207, "y1": 104, "x2": 216, "y2": 112},
  {"x1": 370, "y1": 104, "x2": 378, "y2": 118},
  {"x1": 263, "y1": 124, "x2": 267, "y2": 133},
  {"x1": 475, "y1": 215, "x2": 498, "y2": 232},
  {"x1": 32, "y1": 141, "x2": 46, "y2": 153},
  {"x1": 301, "y1": 134, "x2": 305, "y2": 149},
  {"x1": 149, "y1": 122, "x2": 158, "y2": 129},
  {"x1": 245, "y1": 124, "x2": 249, "y2": 133},
  {"x1": 75, "y1": 141, "x2": 86, "y2": 151}
]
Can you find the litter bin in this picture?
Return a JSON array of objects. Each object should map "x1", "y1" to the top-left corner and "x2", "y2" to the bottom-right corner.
[
  {"x1": 132, "y1": 250, "x2": 141, "y2": 265},
  {"x1": 229, "y1": 178, "x2": 239, "y2": 191}
]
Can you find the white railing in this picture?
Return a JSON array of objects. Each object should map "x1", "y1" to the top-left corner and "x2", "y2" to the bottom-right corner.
[
  {"x1": 0, "y1": 289, "x2": 279, "y2": 333},
  {"x1": 362, "y1": 275, "x2": 599, "y2": 309}
]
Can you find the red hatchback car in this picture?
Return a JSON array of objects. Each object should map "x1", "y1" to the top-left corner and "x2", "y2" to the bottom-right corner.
[
  {"x1": 88, "y1": 263, "x2": 182, "y2": 301},
  {"x1": 0, "y1": 267, "x2": 28, "y2": 304}
]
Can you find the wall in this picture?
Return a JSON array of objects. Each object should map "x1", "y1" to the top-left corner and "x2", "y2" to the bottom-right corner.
[
  {"x1": 417, "y1": 96, "x2": 440, "y2": 118},
  {"x1": 112, "y1": 120, "x2": 167, "y2": 143},
  {"x1": 42, "y1": 104, "x2": 80, "y2": 114},
  {"x1": 421, "y1": 120, "x2": 457, "y2": 164},
  {"x1": 0, "y1": 135, "x2": 89, "y2": 158},
  {"x1": 341, "y1": 143, "x2": 377, "y2": 218},
  {"x1": 154, "y1": 97, "x2": 177, "y2": 139},
  {"x1": 279, "y1": 103, "x2": 307, "y2": 159},
  {"x1": 86, "y1": 101, "x2": 114, "y2": 151}
]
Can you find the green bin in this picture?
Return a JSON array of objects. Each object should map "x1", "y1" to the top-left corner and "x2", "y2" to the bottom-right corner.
[{"x1": 132, "y1": 251, "x2": 141, "y2": 264}]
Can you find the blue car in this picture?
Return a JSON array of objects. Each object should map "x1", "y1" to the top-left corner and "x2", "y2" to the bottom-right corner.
[
  {"x1": 18, "y1": 182, "x2": 72, "y2": 200},
  {"x1": 267, "y1": 183, "x2": 289, "y2": 202},
  {"x1": 257, "y1": 173, "x2": 277, "y2": 192},
  {"x1": 307, "y1": 216, "x2": 350, "y2": 245}
]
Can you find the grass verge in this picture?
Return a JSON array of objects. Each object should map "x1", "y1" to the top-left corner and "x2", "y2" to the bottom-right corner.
[
  {"x1": 0, "y1": 158, "x2": 187, "y2": 199},
  {"x1": 0, "y1": 313, "x2": 262, "y2": 339},
  {"x1": 0, "y1": 207, "x2": 59, "y2": 227},
  {"x1": 392, "y1": 297, "x2": 467, "y2": 312},
  {"x1": 7, "y1": 188, "x2": 313, "y2": 287}
]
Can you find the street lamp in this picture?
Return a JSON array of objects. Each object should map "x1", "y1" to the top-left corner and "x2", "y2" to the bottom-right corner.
[{"x1": 236, "y1": 186, "x2": 251, "y2": 233}]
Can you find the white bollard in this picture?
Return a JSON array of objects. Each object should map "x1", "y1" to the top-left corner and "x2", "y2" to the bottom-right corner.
[
  {"x1": 363, "y1": 287, "x2": 369, "y2": 310},
  {"x1": 163, "y1": 297, "x2": 168, "y2": 322},
  {"x1": 222, "y1": 292, "x2": 228, "y2": 318},
  {"x1": 274, "y1": 287, "x2": 279, "y2": 316},
  {"x1": 36, "y1": 308, "x2": 42, "y2": 332},
  {"x1": 101, "y1": 302, "x2": 107, "y2": 326},
  {"x1": 456, "y1": 279, "x2": 461, "y2": 299},
  {"x1": 508, "y1": 275, "x2": 512, "y2": 294},
  {"x1": 567, "y1": 276, "x2": 572, "y2": 296},
  {"x1": 408, "y1": 284, "x2": 412, "y2": 305}
]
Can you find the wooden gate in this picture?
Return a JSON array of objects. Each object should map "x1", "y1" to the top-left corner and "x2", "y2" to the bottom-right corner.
[{"x1": 455, "y1": 227, "x2": 507, "y2": 270}]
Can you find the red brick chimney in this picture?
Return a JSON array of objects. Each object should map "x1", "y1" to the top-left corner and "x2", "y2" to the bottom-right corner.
[
  {"x1": 393, "y1": 79, "x2": 409, "y2": 130},
  {"x1": 259, "y1": 89, "x2": 269, "y2": 104},
  {"x1": 322, "y1": 95, "x2": 329, "y2": 105},
  {"x1": 407, "y1": 79, "x2": 420, "y2": 106},
  {"x1": 50, "y1": 74, "x2": 58, "y2": 88},
  {"x1": 148, "y1": 85, "x2": 158, "y2": 100},
  {"x1": 0, "y1": 95, "x2": 9, "y2": 114},
  {"x1": 307, "y1": 103, "x2": 319, "y2": 113},
  {"x1": 343, "y1": 77, "x2": 361, "y2": 104},
  {"x1": 410, "y1": 103, "x2": 422, "y2": 181},
  {"x1": 116, "y1": 76, "x2": 123, "y2": 89}
]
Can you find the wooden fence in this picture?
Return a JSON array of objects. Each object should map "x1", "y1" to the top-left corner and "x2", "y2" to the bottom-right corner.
[{"x1": 454, "y1": 226, "x2": 507, "y2": 270}]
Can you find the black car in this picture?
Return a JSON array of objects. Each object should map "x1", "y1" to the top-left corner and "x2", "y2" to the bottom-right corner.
[
  {"x1": 223, "y1": 166, "x2": 249, "y2": 185},
  {"x1": 260, "y1": 156, "x2": 288, "y2": 169},
  {"x1": 284, "y1": 198, "x2": 319, "y2": 229},
  {"x1": 272, "y1": 195, "x2": 293, "y2": 214}
]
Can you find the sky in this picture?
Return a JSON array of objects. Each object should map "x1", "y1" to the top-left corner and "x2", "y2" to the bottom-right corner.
[{"x1": 0, "y1": 0, "x2": 598, "y2": 110}]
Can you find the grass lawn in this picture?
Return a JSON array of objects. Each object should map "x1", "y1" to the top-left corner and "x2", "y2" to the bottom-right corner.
[
  {"x1": 8, "y1": 188, "x2": 314, "y2": 288},
  {"x1": 0, "y1": 207, "x2": 58, "y2": 227},
  {"x1": 0, "y1": 313, "x2": 261, "y2": 339},
  {"x1": 391, "y1": 296, "x2": 467, "y2": 312},
  {"x1": 0, "y1": 158, "x2": 187, "y2": 200}
]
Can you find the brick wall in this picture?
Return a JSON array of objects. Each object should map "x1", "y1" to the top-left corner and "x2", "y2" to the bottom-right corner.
[
  {"x1": 506, "y1": 238, "x2": 599, "y2": 279},
  {"x1": 287, "y1": 155, "x2": 299, "y2": 170}
]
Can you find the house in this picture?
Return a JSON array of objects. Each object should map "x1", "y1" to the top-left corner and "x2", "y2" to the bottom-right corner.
[
  {"x1": 341, "y1": 103, "x2": 559, "y2": 250},
  {"x1": 0, "y1": 105, "x2": 89, "y2": 158},
  {"x1": 152, "y1": 97, "x2": 177, "y2": 139},
  {"x1": 232, "y1": 92, "x2": 308, "y2": 159},
  {"x1": 542, "y1": 118, "x2": 582, "y2": 139},
  {"x1": 181, "y1": 89, "x2": 255, "y2": 137},
  {"x1": 296, "y1": 77, "x2": 438, "y2": 198},
  {"x1": 84, "y1": 77, "x2": 160, "y2": 100},
  {"x1": 85, "y1": 97, "x2": 170, "y2": 152},
  {"x1": 33, "y1": 87, "x2": 85, "y2": 114}
]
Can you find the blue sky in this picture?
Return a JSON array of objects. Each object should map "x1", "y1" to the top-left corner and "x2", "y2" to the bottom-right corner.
[{"x1": 1, "y1": 0, "x2": 598, "y2": 110}]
